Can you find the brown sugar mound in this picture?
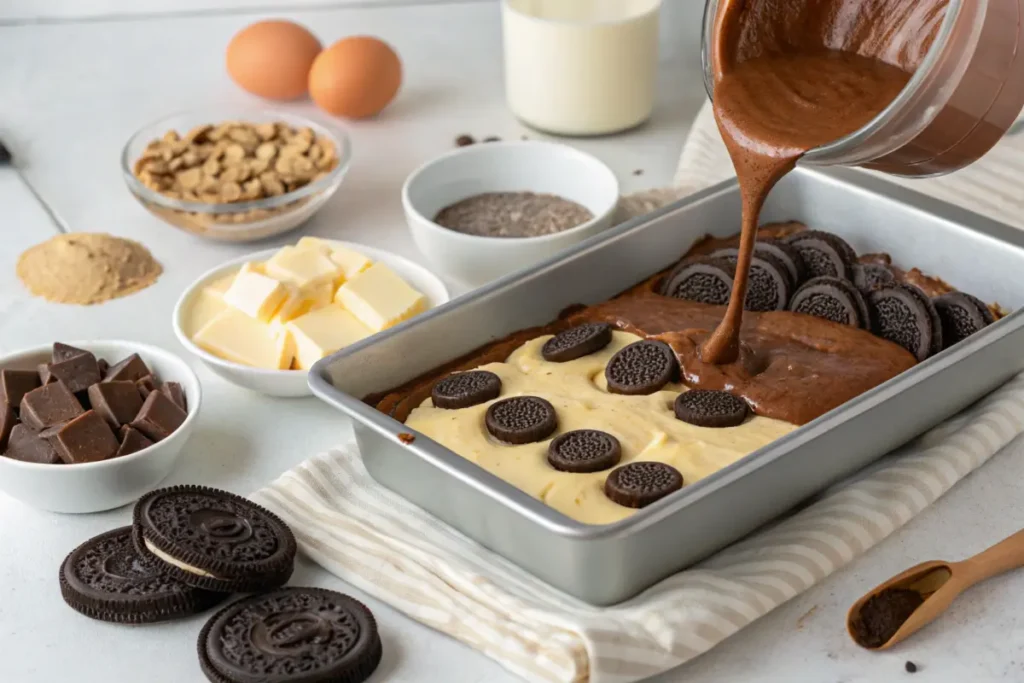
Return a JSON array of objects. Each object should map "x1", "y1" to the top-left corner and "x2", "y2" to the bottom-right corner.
[{"x1": 17, "y1": 233, "x2": 163, "y2": 305}]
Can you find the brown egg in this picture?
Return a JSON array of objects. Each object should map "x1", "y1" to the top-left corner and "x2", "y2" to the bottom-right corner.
[
  {"x1": 309, "y1": 36, "x2": 402, "y2": 119},
  {"x1": 227, "y1": 20, "x2": 322, "y2": 101}
]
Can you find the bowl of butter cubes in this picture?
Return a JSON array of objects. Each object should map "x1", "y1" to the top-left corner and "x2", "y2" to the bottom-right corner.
[{"x1": 173, "y1": 236, "x2": 449, "y2": 396}]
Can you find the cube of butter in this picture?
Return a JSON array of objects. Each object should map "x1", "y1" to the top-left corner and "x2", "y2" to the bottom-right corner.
[
  {"x1": 223, "y1": 270, "x2": 289, "y2": 323},
  {"x1": 188, "y1": 283, "x2": 231, "y2": 336},
  {"x1": 285, "y1": 305, "x2": 373, "y2": 369},
  {"x1": 269, "y1": 280, "x2": 336, "y2": 335},
  {"x1": 265, "y1": 245, "x2": 340, "y2": 290},
  {"x1": 296, "y1": 236, "x2": 333, "y2": 255},
  {"x1": 193, "y1": 309, "x2": 294, "y2": 370},
  {"x1": 334, "y1": 263, "x2": 427, "y2": 332},
  {"x1": 328, "y1": 245, "x2": 373, "y2": 279}
]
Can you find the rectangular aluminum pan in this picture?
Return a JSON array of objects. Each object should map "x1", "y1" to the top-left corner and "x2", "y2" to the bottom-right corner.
[{"x1": 310, "y1": 167, "x2": 1024, "y2": 605}]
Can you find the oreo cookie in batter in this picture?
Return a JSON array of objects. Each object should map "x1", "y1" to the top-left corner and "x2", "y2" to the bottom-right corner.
[
  {"x1": 868, "y1": 283, "x2": 943, "y2": 361},
  {"x1": 541, "y1": 323, "x2": 613, "y2": 362},
  {"x1": 852, "y1": 263, "x2": 896, "y2": 294},
  {"x1": 547, "y1": 429, "x2": 622, "y2": 473},
  {"x1": 660, "y1": 256, "x2": 734, "y2": 305},
  {"x1": 712, "y1": 239, "x2": 806, "y2": 287},
  {"x1": 431, "y1": 370, "x2": 502, "y2": 409},
  {"x1": 788, "y1": 276, "x2": 870, "y2": 328},
  {"x1": 198, "y1": 587, "x2": 382, "y2": 683},
  {"x1": 783, "y1": 230, "x2": 857, "y2": 280},
  {"x1": 60, "y1": 526, "x2": 224, "y2": 624},
  {"x1": 133, "y1": 485, "x2": 297, "y2": 594},
  {"x1": 485, "y1": 396, "x2": 558, "y2": 444},
  {"x1": 674, "y1": 389, "x2": 750, "y2": 428},
  {"x1": 933, "y1": 291, "x2": 995, "y2": 349},
  {"x1": 604, "y1": 462, "x2": 684, "y2": 509},
  {"x1": 605, "y1": 340, "x2": 679, "y2": 395}
]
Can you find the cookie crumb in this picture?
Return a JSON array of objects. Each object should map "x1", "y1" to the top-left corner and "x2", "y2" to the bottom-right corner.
[
  {"x1": 455, "y1": 134, "x2": 475, "y2": 147},
  {"x1": 398, "y1": 432, "x2": 416, "y2": 444},
  {"x1": 17, "y1": 234, "x2": 162, "y2": 305},
  {"x1": 905, "y1": 661, "x2": 918, "y2": 674}
]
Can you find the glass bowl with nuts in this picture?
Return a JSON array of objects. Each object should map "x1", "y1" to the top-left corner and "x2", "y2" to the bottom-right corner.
[{"x1": 121, "y1": 109, "x2": 351, "y2": 242}]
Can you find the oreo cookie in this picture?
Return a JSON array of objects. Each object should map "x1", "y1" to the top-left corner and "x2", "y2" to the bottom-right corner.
[
  {"x1": 547, "y1": 429, "x2": 622, "y2": 473},
  {"x1": 59, "y1": 526, "x2": 224, "y2": 624},
  {"x1": 713, "y1": 239, "x2": 806, "y2": 287},
  {"x1": 485, "y1": 396, "x2": 557, "y2": 444},
  {"x1": 674, "y1": 389, "x2": 749, "y2": 428},
  {"x1": 933, "y1": 291, "x2": 995, "y2": 349},
  {"x1": 604, "y1": 462, "x2": 684, "y2": 509},
  {"x1": 431, "y1": 370, "x2": 501, "y2": 409},
  {"x1": 868, "y1": 284, "x2": 943, "y2": 361},
  {"x1": 784, "y1": 230, "x2": 857, "y2": 280},
  {"x1": 605, "y1": 340, "x2": 679, "y2": 395},
  {"x1": 541, "y1": 323, "x2": 613, "y2": 362},
  {"x1": 198, "y1": 588, "x2": 382, "y2": 683},
  {"x1": 660, "y1": 256, "x2": 734, "y2": 305},
  {"x1": 788, "y1": 276, "x2": 871, "y2": 328},
  {"x1": 852, "y1": 263, "x2": 896, "y2": 294},
  {"x1": 133, "y1": 485, "x2": 297, "y2": 594}
]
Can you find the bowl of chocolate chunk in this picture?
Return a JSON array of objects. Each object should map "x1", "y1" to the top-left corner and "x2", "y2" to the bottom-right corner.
[
  {"x1": 0, "y1": 341, "x2": 200, "y2": 513},
  {"x1": 174, "y1": 236, "x2": 448, "y2": 397},
  {"x1": 122, "y1": 109, "x2": 350, "y2": 242},
  {"x1": 402, "y1": 140, "x2": 619, "y2": 286}
]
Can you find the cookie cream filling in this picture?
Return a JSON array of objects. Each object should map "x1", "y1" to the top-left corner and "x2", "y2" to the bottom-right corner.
[
  {"x1": 406, "y1": 330, "x2": 796, "y2": 525},
  {"x1": 144, "y1": 539, "x2": 219, "y2": 578}
]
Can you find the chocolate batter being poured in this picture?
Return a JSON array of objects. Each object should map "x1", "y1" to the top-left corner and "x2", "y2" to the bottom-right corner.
[{"x1": 701, "y1": 0, "x2": 946, "y2": 364}]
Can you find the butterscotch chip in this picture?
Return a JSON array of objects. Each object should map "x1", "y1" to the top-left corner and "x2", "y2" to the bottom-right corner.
[
  {"x1": 223, "y1": 144, "x2": 246, "y2": 162},
  {"x1": 186, "y1": 124, "x2": 213, "y2": 143},
  {"x1": 177, "y1": 167, "x2": 202, "y2": 190},
  {"x1": 255, "y1": 142, "x2": 277, "y2": 160},
  {"x1": 255, "y1": 123, "x2": 277, "y2": 140},
  {"x1": 17, "y1": 234, "x2": 162, "y2": 305},
  {"x1": 202, "y1": 158, "x2": 220, "y2": 177},
  {"x1": 221, "y1": 182, "x2": 242, "y2": 202}
]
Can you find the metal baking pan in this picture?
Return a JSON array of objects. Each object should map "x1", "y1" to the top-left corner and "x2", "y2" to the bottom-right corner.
[{"x1": 310, "y1": 167, "x2": 1024, "y2": 605}]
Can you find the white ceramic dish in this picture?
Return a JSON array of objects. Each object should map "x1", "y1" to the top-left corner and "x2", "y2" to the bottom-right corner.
[
  {"x1": 402, "y1": 140, "x2": 620, "y2": 286},
  {"x1": 0, "y1": 341, "x2": 200, "y2": 514},
  {"x1": 174, "y1": 241, "x2": 450, "y2": 397}
]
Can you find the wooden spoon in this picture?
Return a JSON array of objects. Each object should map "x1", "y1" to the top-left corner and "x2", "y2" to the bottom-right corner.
[{"x1": 847, "y1": 528, "x2": 1024, "y2": 650}]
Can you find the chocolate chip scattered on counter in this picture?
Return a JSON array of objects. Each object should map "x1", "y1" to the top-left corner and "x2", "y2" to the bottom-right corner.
[
  {"x1": 455, "y1": 134, "x2": 475, "y2": 147},
  {"x1": 633, "y1": 169, "x2": 644, "y2": 176},
  {"x1": 482, "y1": 136, "x2": 501, "y2": 142},
  {"x1": 905, "y1": 661, "x2": 918, "y2": 674},
  {"x1": 398, "y1": 432, "x2": 416, "y2": 445}
]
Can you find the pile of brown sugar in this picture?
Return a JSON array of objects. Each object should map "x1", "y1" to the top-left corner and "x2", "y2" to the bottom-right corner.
[{"x1": 17, "y1": 233, "x2": 163, "y2": 305}]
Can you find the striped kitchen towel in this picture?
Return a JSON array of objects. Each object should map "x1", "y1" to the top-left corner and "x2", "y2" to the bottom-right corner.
[{"x1": 252, "y1": 373, "x2": 1024, "y2": 683}]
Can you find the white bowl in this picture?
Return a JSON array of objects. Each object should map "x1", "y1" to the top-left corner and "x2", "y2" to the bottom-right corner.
[
  {"x1": 402, "y1": 140, "x2": 620, "y2": 286},
  {"x1": 174, "y1": 241, "x2": 450, "y2": 397},
  {"x1": 0, "y1": 341, "x2": 200, "y2": 514}
]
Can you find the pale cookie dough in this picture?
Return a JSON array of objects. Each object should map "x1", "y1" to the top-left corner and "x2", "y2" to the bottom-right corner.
[{"x1": 406, "y1": 331, "x2": 796, "y2": 525}]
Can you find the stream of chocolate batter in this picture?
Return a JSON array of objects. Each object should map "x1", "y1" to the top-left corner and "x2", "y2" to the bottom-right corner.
[{"x1": 700, "y1": 0, "x2": 939, "y2": 364}]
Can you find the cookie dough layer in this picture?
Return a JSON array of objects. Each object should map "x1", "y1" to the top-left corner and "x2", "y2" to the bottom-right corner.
[{"x1": 406, "y1": 331, "x2": 795, "y2": 525}]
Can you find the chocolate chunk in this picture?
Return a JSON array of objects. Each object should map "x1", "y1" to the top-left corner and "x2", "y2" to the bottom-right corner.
[
  {"x1": 130, "y1": 390, "x2": 186, "y2": 443},
  {"x1": 97, "y1": 358, "x2": 109, "y2": 377},
  {"x1": 851, "y1": 587, "x2": 924, "y2": 649},
  {"x1": 60, "y1": 527, "x2": 225, "y2": 624},
  {"x1": 674, "y1": 389, "x2": 750, "y2": 428},
  {"x1": 547, "y1": 429, "x2": 622, "y2": 473},
  {"x1": 783, "y1": 230, "x2": 857, "y2": 280},
  {"x1": 20, "y1": 381, "x2": 85, "y2": 431},
  {"x1": 541, "y1": 323, "x2": 613, "y2": 362},
  {"x1": 660, "y1": 256, "x2": 734, "y2": 305},
  {"x1": 43, "y1": 410, "x2": 119, "y2": 464},
  {"x1": 0, "y1": 401, "x2": 15, "y2": 452},
  {"x1": 4, "y1": 424, "x2": 61, "y2": 464},
  {"x1": 198, "y1": 589, "x2": 381, "y2": 683},
  {"x1": 37, "y1": 364, "x2": 55, "y2": 385},
  {"x1": 0, "y1": 369, "x2": 41, "y2": 412},
  {"x1": 48, "y1": 352, "x2": 102, "y2": 394},
  {"x1": 115, "y1": 426, "x2": 153, "y2": 458},
  {"x1": 484, "y1": 396, "x2": 557, "y2": 444},
  {"x1": 604, "y1": 462, "x2": 683, "y2": 509},
  {"x1": 133, "y1": 485, "x2": 297, "y2": 593},
  {"x1": 788, "y1": 276, "x2": 870, "y2": 328},
  {"x1": 852, "y1": 263, "x2": 896, "y2": 294},
  {"x1": 431, "y1": 371, "x2": 502, "y2": 410},
  {"x1": 103, "y1": 353, "x2": 151, "y2": 383},
  {"x1": 869, "y1": 284, "x2": 942, "y2": 361},
  {"x1": 136, "y1": 375, "x2": 157, "y2": 399},
  {"x1": 52, "y1": 342, "x2": 90, "y2": 363},
  {"x1": 160, "y1": 382, "x2": 187, "y2": 412},
  {"x1": 88, "y1": 381, "x2": 144, "y2": 428},
  {"x1": 605, "y1": 340, "x2": 678, "y2": 395},
  {"x1": 933, "y1": 291, "x2": 995, "y2": 349}
]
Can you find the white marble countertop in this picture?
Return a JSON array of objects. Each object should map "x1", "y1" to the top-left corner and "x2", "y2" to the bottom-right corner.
[{"x1": 1, "y1": 1, "x2": 1023, "y2": 682}]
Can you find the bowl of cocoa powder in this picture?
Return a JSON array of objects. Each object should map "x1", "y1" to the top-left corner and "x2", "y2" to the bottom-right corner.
[{"x1": 402, "y1": 141, "x2": 619, "y2": 286}]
